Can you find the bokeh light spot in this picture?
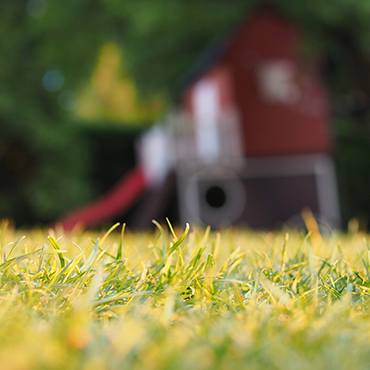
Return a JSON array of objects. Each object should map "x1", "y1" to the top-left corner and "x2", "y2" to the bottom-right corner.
[
  {"x1": 26, "y1": 0, "x2": 48, "y2": 18},
  {"x1": 42, "y1": 70, "x2": 65, "y2": 92}
]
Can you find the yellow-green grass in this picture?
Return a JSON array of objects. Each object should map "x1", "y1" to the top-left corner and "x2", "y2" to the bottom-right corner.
[{"x1": 0, "y1": 219, "x2": 370, "y2": 369}]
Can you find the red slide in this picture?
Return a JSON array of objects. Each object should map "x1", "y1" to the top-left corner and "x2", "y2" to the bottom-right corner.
[{"x1": 56, "y1": 166, "x2": 147, "y2": 231}]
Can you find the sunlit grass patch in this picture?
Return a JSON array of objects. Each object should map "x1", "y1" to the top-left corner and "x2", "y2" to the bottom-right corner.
[{"x1": 0, "y1": 220, "x2": 370, "y2": 369}]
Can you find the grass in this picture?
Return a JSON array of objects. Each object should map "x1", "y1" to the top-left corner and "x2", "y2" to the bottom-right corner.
[{"x1": 0, "y1": 218, "x2": 370, "y2": 369}]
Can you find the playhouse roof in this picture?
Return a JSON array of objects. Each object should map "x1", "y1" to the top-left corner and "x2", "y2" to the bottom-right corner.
[{"x1": 179, "y1": 6, "x2": 295, "y2": 91}]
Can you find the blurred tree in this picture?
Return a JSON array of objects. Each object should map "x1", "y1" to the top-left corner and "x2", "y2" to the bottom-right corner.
[
  {"x1": 0, "y1": 0, "x2": 109, "y2": 224},
  {"x1": 77, "y1": 43, "x2": 163, "y2": 123},
  {"x1": 116, "y1": 0, "x2": 253, "y2": 97}
]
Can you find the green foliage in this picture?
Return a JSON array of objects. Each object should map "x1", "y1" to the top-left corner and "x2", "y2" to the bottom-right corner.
[
  {"x1": 335, "y1": 119, "x2": 370, "y2": 221},
  {"x1": 0, "y1": 1, "x2": 106, "y2": 224},
  {"x1": 0, "y1": 108, "x2": 94, "y2": 224},
  {"x1": 0, "y1": 222, "x2": 370, "y2": 368},
  {"x1": 118, "y1": 0, "x2": 252, "y2": 97}
]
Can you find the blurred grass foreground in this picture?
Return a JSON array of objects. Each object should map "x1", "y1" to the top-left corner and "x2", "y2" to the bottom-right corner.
[{"x1": 1, "y1": 220, "x2": 370, "y2": 369}]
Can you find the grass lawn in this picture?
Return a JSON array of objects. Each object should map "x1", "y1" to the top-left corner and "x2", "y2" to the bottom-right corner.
[{"x1": 0, "y1": 219, "x2": 369, "y2": 369}]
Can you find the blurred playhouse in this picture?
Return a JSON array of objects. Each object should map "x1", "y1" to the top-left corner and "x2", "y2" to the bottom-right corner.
[{"x1": 59, "y1": 8, "x2": 340, "y2": 230}]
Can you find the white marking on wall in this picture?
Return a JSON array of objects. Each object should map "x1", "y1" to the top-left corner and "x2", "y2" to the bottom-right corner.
[
  {"x1": 257, "y1": 60, "x2": 300, "y2": 105},
  {"x1": 138, "y1": 124, "x2": 173, "y2": 188},
  {"x1": 192, "y1": 79, "x2": 221, "y2": 163}
]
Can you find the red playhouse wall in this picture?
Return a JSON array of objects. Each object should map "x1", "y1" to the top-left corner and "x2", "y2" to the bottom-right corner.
[{"x1": 184, "y1": 10, "x2": 332, "y2": 157}]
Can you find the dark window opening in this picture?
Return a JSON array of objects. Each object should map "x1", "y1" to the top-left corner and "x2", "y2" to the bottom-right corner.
[{"x1": 205, "y1": 185, "x2": 227, "y2": 209}]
